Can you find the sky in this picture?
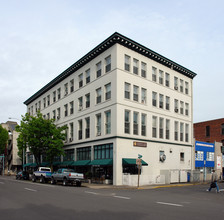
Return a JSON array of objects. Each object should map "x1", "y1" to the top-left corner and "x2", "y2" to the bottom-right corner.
[{"x1": 0, "y1": 0, "x2": 223, "y2": 124}]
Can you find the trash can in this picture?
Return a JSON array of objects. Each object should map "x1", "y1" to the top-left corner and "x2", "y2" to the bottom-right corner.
[{"x1": 187, "y1": 172, "x2": 190, "y2": 182}]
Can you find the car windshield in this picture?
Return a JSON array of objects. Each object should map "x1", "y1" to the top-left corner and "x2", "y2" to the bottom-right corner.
[{"x1": 63, "y1": 169, "x2": 75, "y2": 172}]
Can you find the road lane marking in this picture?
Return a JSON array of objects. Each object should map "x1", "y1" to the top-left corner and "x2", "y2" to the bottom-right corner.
[
  {"x1": 113, "y1": 196, "x2": 131, "y2": 200},
  {"x1": 157, "y1": 202, "x2": 183, "y2": 207},
  {"x1": 24, "y1": 188, "x2": 37, "y2": 192},
  {"x1": 85, "y1": 191, "x2": 99, "y2": 195}
]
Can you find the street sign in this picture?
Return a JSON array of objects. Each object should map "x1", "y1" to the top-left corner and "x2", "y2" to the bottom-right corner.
[
  {"x1": 138, "y1": 154, "x2": 142, "y2": 159},
  {"x1": 136, "y1": 158, "x2": 142, "y2": 165}
]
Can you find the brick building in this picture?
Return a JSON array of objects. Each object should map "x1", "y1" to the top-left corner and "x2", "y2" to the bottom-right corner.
[{"x1": 194, "y1": 118, "x2": 224, "y2": 145}]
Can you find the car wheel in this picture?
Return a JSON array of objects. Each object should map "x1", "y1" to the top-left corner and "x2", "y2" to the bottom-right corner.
[
  {"x1": 76, "y1": 181, "x2": 81, "y2": 187},
  {"x1": 62, "y1": 178, "x2": 67, "y2": 186},
  {"x1": 51, "y1": 178, "x2": 55, "y2": 185},
  {"x1": 40, "y1": 176, "x2": 45, "y2": 183},
  {"x1": 32, "y1": 175, "x2": 36, "y2": 182}
]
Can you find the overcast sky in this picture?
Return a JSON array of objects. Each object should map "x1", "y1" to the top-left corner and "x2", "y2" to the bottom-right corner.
[{"x1": 1, "y1": 0, "x2": 223, "y2": 124}]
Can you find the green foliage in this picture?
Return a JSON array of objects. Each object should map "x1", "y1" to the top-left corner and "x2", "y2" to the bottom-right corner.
[
  {"x1": 16, "y1": 112, "x2": 67, "y2": 167},
  {"x1": 0, "y1": 125, "x2": 8, "y2": 154}
]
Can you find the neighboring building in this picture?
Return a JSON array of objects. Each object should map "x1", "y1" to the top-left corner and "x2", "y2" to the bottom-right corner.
[
  {"x1": 1, "y1": 121, "x2": 22, "y2": 173},
  {"x1": 194, "y1": 118, "x2": 224, "y2": 145},
  {"x1": 24, "y1": 32, "x2": 196, "y2": 186}
]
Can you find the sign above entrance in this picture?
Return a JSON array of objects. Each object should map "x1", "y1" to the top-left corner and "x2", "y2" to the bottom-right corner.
[{"x1": 133, "y1": 141, "x2": 147, "y2": 148}]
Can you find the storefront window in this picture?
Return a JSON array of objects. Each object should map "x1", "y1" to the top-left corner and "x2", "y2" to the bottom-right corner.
[
  {"x1": 77, "y1": 147, "x2": 91, "y2": 161},
  {"x1": 94, "y1": 144, "x2": 113, "y2": 160}
]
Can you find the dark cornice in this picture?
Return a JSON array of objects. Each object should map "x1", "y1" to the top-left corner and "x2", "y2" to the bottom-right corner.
[{"x1": 24, "y1": 32, "x2": 197, "y2": 105}]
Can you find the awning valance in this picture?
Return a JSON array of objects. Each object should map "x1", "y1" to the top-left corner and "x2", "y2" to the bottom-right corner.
[
  {"x1": 72, "y1": 160, "x2": 91, "y2": 166},
  {"x1": 122, "y1": 158, "x2": 148, "y2": 166},
  {"x1": 89, "y1": 159, "x2": 113, "y2": 166}
]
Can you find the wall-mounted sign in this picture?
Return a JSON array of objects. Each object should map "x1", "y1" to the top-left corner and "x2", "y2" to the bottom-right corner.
[{"x1": 133, "y1": 141, "x2": 147, "y2": 147}]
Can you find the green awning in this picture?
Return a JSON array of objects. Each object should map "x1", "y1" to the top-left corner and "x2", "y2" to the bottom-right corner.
[
  {"x1": 72, "y1": 160, "x2": 91, "y2": 166},
  {"x1": 23, "y1": 163, "x2": 32, "y2": 167},
  {"x1": 40, "y1": 162, "x2": 50, "y2": 166},
  {"x1": 61, "y1": 161, "x2": 74, "y2": 166},
  {"x1": 53, "y1": 161, "x2": 61, "y2": 166},
  {"x1": 122, "y1": 158, "x2": 148, "y2": 166},
  {"x1": 30, "y1": 163, "x2": 37, "y2": 167},
  {"x1": 89, "y1": 159, "x2": 113, "y2": 166}
]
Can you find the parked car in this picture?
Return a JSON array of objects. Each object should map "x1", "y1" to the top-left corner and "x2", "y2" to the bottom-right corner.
[
  {"x1": 16, "y1": 171, "x2": 29, "y2": 180},
  {"x1": 32, "y1": 167, "x2": 52, "y2": 183},
  {"x1": 51, "y1": 168, "x2": 84, "y2": 186}
]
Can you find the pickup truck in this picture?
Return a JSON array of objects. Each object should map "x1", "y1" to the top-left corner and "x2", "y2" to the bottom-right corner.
[
  {"x1": 32, "y1": 167, "x2": 52, "y2": 183},
  {"x1": 51, "y1": 168, "x2": 84, "y2": 186}
]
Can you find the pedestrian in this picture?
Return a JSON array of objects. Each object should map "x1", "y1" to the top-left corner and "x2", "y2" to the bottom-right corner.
[{"x1": 207, "y1": 169, "x2": 220, "y2": 193}]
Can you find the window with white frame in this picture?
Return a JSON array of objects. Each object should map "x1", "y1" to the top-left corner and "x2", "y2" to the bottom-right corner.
[
  {"x1": 133, "y1": 58, "x2": 139, "y2": 75},
  {"x1": 141, "y1": 113, "x2": 146, "y2": 136},
  {"x1": 64, "y1": 83, "x2": 68, "y2": 96},
  {"x1": 70, "y1": 101, "x2": 74, "y2": 114},
  {"x1": 174, "y1": 99, "x2": 179, "y2": 113},
  {"x1": 124, "y1": 110, "x2": 130, "y2": 134},
  {"x1": 57, "y1": 107, "x2": 60, "y2": 120},
  {"x1": 206, "y1": 152, "x2": 214, "y2": 161},
  {"x1": 52, "y1": 110, "x2": 56, "y2": 120},
  {"x1": 152, "y1": 116, "x2": 157, "y2": 138},
  {"x1": 159, "y1": 70, "x2": 164, "y2": 85},
  {"x1": 180, "y1": 101, "x2": 184, "y2": 114},
  {"x1": 159, "y1": 94, "x2": 164, "y2": 109},
  {"x1": 53, "y1": 91, "x2": 56, "y2": 103},
  {"x1": 185, "y1": 103, "x2": 189, "y2": 116},
  {"x1": 105, "y1": 110, "x2": 111, "y2": 134},
  {"x1": 124, "y1": 55, "x2": 130, "y2": 71},
  {"x1": 47, "y1": 95, "x2": 50, "y2": 106},
  {"x1": 70, "y1": 79, "x2": 74, "y2": 93},
  {"x1": 185, "y1": 82, "x2": 189, "y2": 95},
  {"x1": 165, "y1": 73, "x2": 170, "y2": 87},
  {"x1": 166, "y1": 96, "x2": 170, "y2": 110},
  {"x1": 69, "y1": 123, "x2": 74, "y2": 141},
  {"x1": 78, "y1": 97, "x2": 83, "y2": 111},
  {"x1": 141, "y1": 62, "x2": 146, "y2": 78},
  {"x1": 85, "y1": 117, "x2": 90, "y2": 139},
  {"x1": 78, "y1": 120, "x2": 83, "y2": 140},
  {"x1": 96, "y1": 114, "x2": 101, "y2": 136},
  {"x1": 105, "y1": 55, "x2": 111, "y2": 72},
  {"x1": 195, "y1": 151, "x2": 203, "y2": 161},
  {"x1": 79, "y1": 73, "x2": 83, "y2": 88},
  {"x1": 64, "y1": 104, "x2": 68, "y2": 117},
  {"x1": 174, "y1": 121, "x2": 178, "y2": 141},
  {"x1": 141, "y1": 88, "x2": 147, "y2": 104},
  {"x1": 174, "y1": 77, "x2": 178, "y2": 90},
  {"x1": 152, "y1": 67, "x2": 157, "y2": 82},
  {"x1": 166, "y1": 119, "x2": 170, "y2": 140},
  {"x1": 86, "y1": 69, "x2": 90, "y2": 84},
  {"x1": 96, "y1": 87, "x2": 102, "y2": 104},
  {"x1": 96, "y1": 62, "x2": 102, "y2": 78},
  {"x1": 133, "y1": 112, "x2": 139, "y2": 135},
  {"x1": 180, "y1": 79, "x2": 184, "y2": 93},
  {"x1": 43, "y1": 97, "x2": 46, "y2": 108},
  {"x1": 185, "y1": 124, "x2": 189, "y2": 142},
  {"x1": 152, "y1": 92, "x2": 157, "y2": 107},
  {"x1": 85, "y1": 93, "x2": 90, "y2": 108},
  {"x1": 133, "y1": 85, "x2": 139, "y2": 102},
  {"x1": 57, "y1": 88, "x2": 61, "y2": 100},
  {"x1": 180, "y1": 122, "x2": 184, "y2": 141},
  {"x1": 125, "y1": 82, "x2": 130, "y2": 99},
  {"x1": 159, "y1": 117, "x2": 164, "y2": 139},
  {"x1": 180, "y1": 152, "x2": 184, "y2": 161},
  {"x1": 105, "y1": 83, "x2": 111, "y2": 100}
]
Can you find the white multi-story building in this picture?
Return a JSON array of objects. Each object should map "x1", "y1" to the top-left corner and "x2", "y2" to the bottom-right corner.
[{"x1": 24, "y1": 32, "x2": 196, "y2": 186}]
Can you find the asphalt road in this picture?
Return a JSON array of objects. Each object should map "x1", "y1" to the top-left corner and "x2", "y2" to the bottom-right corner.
[{"x1": 0, "y1": 176, "x2": 224, "y2": 220}]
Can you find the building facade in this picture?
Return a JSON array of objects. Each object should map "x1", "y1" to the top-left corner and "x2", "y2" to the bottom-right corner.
[{"x1": 24, "y1": 32, "x2": 196, "y2": 186}]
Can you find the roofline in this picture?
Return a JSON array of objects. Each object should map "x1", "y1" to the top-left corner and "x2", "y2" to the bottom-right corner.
[{"x1": 24, "y1": 32, "x2": 197, "y2": 105}]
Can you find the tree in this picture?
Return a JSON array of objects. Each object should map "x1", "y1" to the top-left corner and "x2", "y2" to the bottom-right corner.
[
  {"x1": 0, "y1": 125, "x2": 8, "y2": 155},
  {"x1": 16, "y1": 112, "x2": 67, "y2": 169}
]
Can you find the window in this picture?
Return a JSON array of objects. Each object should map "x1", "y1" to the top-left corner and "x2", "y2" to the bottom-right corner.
[
  {"x1": 125, "y1": 82, "x2": 130, "y2": 99},
  {"x1": 185, "y1": 103, "x2": 189, "y2": 116},
  {"x1": 53, "y1": 110, "x2": 56, "y2": 120},
  {"x1": 133, "y1": 112, "x2": 139, "y2": 135},
  {"x1": 96, "y1": 114, "x2": 101, "y2": 136},
  {"x1": 180, "y1": 152, "x2": 184, "y2": 162},
  {"x1": 180, "y1": 101, "x2": 184, "y2": 114},
  {"x1": 53, "y1": 91, "x2": 56, "y2": 103},
  {"x1": 57, "y1": 88, "x2": 61, "y2": 100},
  {"x1": 86, "y1": 69, "x2": 90, "y2": 84},
  {"x1": 152, "y1": 116, "x2": 157, "y2": 138},
  {"x1": 64, "y1": 149, "x2": 74, "y2": 161},
  {"x1": 124, "y1": 55, "x2": 130, "y2": 71},
  {"x1": 185, "y1": 124, "x2": 189, "y2": 142},
  {"x1": 141, "y1": 62, "x2": 146, "y2": 78},
  {"x1": 166, "y1": 96, "x2": 170, "y2": 110},
  {"x1": 174, "y1": 99, "x2": 178, "y2": 113},
  {"x1": 77, "y1": 147, "x2": 91, "y2": 161},
  {"x1": 78, "y1": 97, "x2": 83, "y2": 111},
  {"x1": 159, "y1": 151, "x2": 165, "y2": 162},
  {"x1": 69, "y1": 123, "x2": 74, "y2": 141},
  {"x1": 64, "y1": 104, "x2": 68, "y2": 117},
  {"x1": 159, "y1": 94, "x2": 164, "y2": 109},
  {"x1": 133, "y1": 85, "x2": 139, "y2": 102},
  {"x1": 70, "y1": 79, "x2": 74, "y2": 93},
  {"x1": 207, "y1": 152, "x2": 214, "y2": 161},
  {"x1": 165, "y1": 73, "x2": 170, "y2": 87},
  {"x1": 94, "y1": 144, "x2": 113, "y2": 160},
  {"x1": 133, "y1": 59, "x2": 139, "y2": 75},
  {"x1": 206, "y1": 126, "x2": 210, "y2": 137},
  {"x1": 175, "y1": 121, "x2": 178, "y2": 141},
  {"x1": 78, "y1": 120, "x2": 82, "y2": 140},
  {"x1": 57, "y1": 107, "x2": 60, "y2": 120},
  {"x1": 141, "y1": 114, "x2": 146, "y2": 136},
  {"x1": 180, "y1": 123, "x2": 184, "y2": 141},
  {"x1": 125, "y1": 110, "x2": 130, "y2": 134},
  {"x1": 96, "y1": 88, "x2": 102, "y2": 104},
  {"x1": 166, "y1": 119, "x2": 170, "y2": 139},
  {"x1": 47, "y1": 113, "x2": 50, "y2": 119},
  {"x1": 105, "y1": 56, "x2": 111, "y2": 72},
  {"x1": 70, "y1": 101, "x2": 74, "y2": 114},
  {"x1": 152, "y1": 67, "x2": 157, "y2": 82},
  {"x1": 85, "y1": 93, "x2": 90, "y2": 108},
  {"x1": 79, "y1": 73, "x2": 83, "y2": 88},
  {"x1": 64, "y1": 83, "x2": 68, "y2": 96},
  {"x1": 159, "y1": 70, "x2": 163, "y2": 85},
  {"x1": 159, "y1": 117, "x2": 164, "y2": 139},
  {"x1": 47, "y1": 95, "x2": 50, "y2": 106},
  {"x1": 222, "y1": 124, "x2": 224, "y2": 135},
  {"x1": 85, "y1": 117, "x2": 90, "y2": 139},
  {"x1": 174, "y1": 77, "x2": 178, "y2": 90},
  {"x1": 141, "y1": 88, "x2": 147, "y2": 104},
  {"x1": 152, "y1": 92, "x2": 157, "y2": 107},
  {"x1": 38, "y1": 101, "x2": 41, "y2": 110},
  {"x1": 43, "y1": 98, "x2": 46, "y2": 108},
  {"x1": 180, "y1": 79, "x2": 184, "y2": 93},
  {"x1": 105, "y1": 111, "x2": 111, "y2": 134},
  {"x1": 96, "y1": 62, "x2": 102, "y2": 78},
  {"x1": 195, "y1": 151, "x2": 203, "y2": 161},
  {"x1": 105, "y1": 83, "x2": 111, "y2": 100},
  {"x1": 185, "y1": 82, "x2": 189, "y2": 94}
]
